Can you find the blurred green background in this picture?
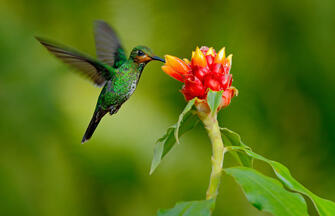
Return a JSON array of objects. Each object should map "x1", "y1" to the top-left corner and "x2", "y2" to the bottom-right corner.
[{"x1": 1, "y1": 0, "x2": 335, "y2": 215}]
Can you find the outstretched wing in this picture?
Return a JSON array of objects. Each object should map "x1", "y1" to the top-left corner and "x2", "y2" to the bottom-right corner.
[
  {"x1": 36, "y1": 37, "x2": 113, "y2": 86},
  {"x1": 94, "y1": 20, "x2": 127, "y2": 68}
]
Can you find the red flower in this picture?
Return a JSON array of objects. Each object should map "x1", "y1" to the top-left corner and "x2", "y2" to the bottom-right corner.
[{"x1": 162, "y1": 46, "x2": 237, "y2": 110}]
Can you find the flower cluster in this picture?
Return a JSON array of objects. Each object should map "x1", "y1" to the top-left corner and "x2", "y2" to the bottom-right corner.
[{"x1": 162, "y1": 46, "x2": 237, "y2": 110}]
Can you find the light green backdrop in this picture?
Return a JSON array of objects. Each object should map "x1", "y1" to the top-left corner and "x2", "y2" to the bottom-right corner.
[{"x1": 0, "y1": 0, "x2": 334, "y2": 215}]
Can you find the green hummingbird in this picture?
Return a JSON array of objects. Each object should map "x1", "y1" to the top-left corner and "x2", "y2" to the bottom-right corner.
[{"x1": 36, "y1": 20, "x2": 165, "y2": 143}]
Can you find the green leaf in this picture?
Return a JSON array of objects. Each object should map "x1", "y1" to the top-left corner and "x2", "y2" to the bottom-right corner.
[
  {"x1": 150, "y1": 111, "x2": 199, "y2": 175},
  {"x1": 157, "y1": 199, "x2": 215, "y2": 216},
  {"x1": 206, "y1": 89, "x2": 223, "y2": 115},
  {"x1": 175, "y1": 98, "x2": 196, "y2": 144},
  {"x1": 242, "y1": 149, "x2": 335, "y2": 216},
  {"x1": 220, "y1": 128, "x2": 253, "y2": 167},
  {"x1": 225, "y1": 141, "x2": 335, "y2": 216},
  {"x1": 225, "y1": 167, "x2": 309, "y2": 216}
]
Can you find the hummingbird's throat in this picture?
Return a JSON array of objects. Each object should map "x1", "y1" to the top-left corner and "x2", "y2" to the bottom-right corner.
[{"x1": 134, "y1": 55, "x2": 152, "y2": 63}]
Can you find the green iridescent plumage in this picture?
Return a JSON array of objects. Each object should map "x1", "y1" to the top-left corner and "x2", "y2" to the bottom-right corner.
[{"x1": 36, "y1": 20, "x2": 165, "y2": 143}]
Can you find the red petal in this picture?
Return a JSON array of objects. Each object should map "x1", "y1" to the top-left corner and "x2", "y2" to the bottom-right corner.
[
  {"x1": 222, "y1": 58, "x2": 231, "y2": 74},
  {"x1": 203, "y1": 74, "x2": 221, "y2": 91},
  {"x1": 200, "y1": 46, "x2": 209, "y2": 55},
  {"x1": 194, "y1": 67, "x2": 210, "y2": 81},
  {"x1": 181, "y1": 76, "x2": 206, "y2": 100},
  {"x1": 211, "y1": 63, "x2": 222, "y2": 74},
  {"x1": 206, "y1": 55, "x2": 214, "y2": 66},
  {"x1": 219, "y1": 88, "x2": 235, "y2": 109},
  {"x1": 217, "y1": 74, "x2": 232, "y2": 89}
]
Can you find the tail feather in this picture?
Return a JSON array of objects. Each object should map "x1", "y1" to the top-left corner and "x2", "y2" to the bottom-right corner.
[{"x1": 81, "y1": 108, "x2": 107, "y2": 144}]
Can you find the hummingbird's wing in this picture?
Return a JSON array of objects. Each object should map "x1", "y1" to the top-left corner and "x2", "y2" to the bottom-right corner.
[
  {"x1": 36, "y1": 37, "x2": 113, "y2": 86},
  {"x1": 94, "y1": 20, "x2": 127, "y2": 69}
]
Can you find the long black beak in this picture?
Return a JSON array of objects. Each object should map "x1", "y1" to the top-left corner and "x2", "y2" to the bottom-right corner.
[{"x1": 151, "y1": 56, "x2": 165, "y2": 63}]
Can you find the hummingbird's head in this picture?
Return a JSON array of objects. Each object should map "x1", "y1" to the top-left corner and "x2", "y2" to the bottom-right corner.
[{"x1": 130, "y1": 46, "x2": 165, "y2": 64}]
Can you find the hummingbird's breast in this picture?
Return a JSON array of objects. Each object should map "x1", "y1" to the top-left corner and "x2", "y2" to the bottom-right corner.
[
  {"x1": 127, "y1": 79, "x2": 138, "y2": 98},
  {"x1": 98, "y1": 62, "x2": 142, "y2": 110},
  {"x1": 112, "y1": 66, "x2": 140, "y2": 99}
]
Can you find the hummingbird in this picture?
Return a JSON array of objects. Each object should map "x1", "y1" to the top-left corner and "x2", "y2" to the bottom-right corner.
[{"x1": 36, "y1": 20, "x2": 165, "y2": 143}]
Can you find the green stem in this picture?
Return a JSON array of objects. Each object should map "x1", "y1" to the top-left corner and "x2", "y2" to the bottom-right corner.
[{"x1": 198, "y1": 111, "x2": 225, "y2": 201}]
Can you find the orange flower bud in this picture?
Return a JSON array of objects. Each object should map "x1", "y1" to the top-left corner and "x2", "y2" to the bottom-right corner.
[
  {"x1": 206, "y1": 47, "x2": 215, "y2": 57},
  {"x1": 192, "y1": 47, "x2": 207, "y2": 67},
  {"x1": 165, "y1": 55, "x2": 190, "y2": 75},
  {"x1": 214, "y1": 47, "x2": 225, "y2": 64},
  {"x1": 161, "y1": 65, "x2": 184, "y2": 82}
]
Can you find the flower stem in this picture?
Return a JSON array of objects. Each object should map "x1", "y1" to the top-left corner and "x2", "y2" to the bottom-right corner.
[{"x1": 198, "y1": 111, "x2": 225, "y2": 201}]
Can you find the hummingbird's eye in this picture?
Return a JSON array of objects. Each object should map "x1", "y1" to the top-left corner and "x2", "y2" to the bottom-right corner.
[{"x1": 137, "y1": 50, "x2": 145, "y2": 56}]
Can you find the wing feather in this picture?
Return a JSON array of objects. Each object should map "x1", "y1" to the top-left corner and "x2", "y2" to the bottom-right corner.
[
  {"x1": 36, "y1": 37, "x2": 112, "y2": 86},
  {"x1": 94, "y1": 20, "x2": 127, "y2": 68}
]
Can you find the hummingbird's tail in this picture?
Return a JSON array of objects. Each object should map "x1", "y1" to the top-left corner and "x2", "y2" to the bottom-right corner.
[{"x1": 82, "y1": 108, "x2": 108, "y2": 144}]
